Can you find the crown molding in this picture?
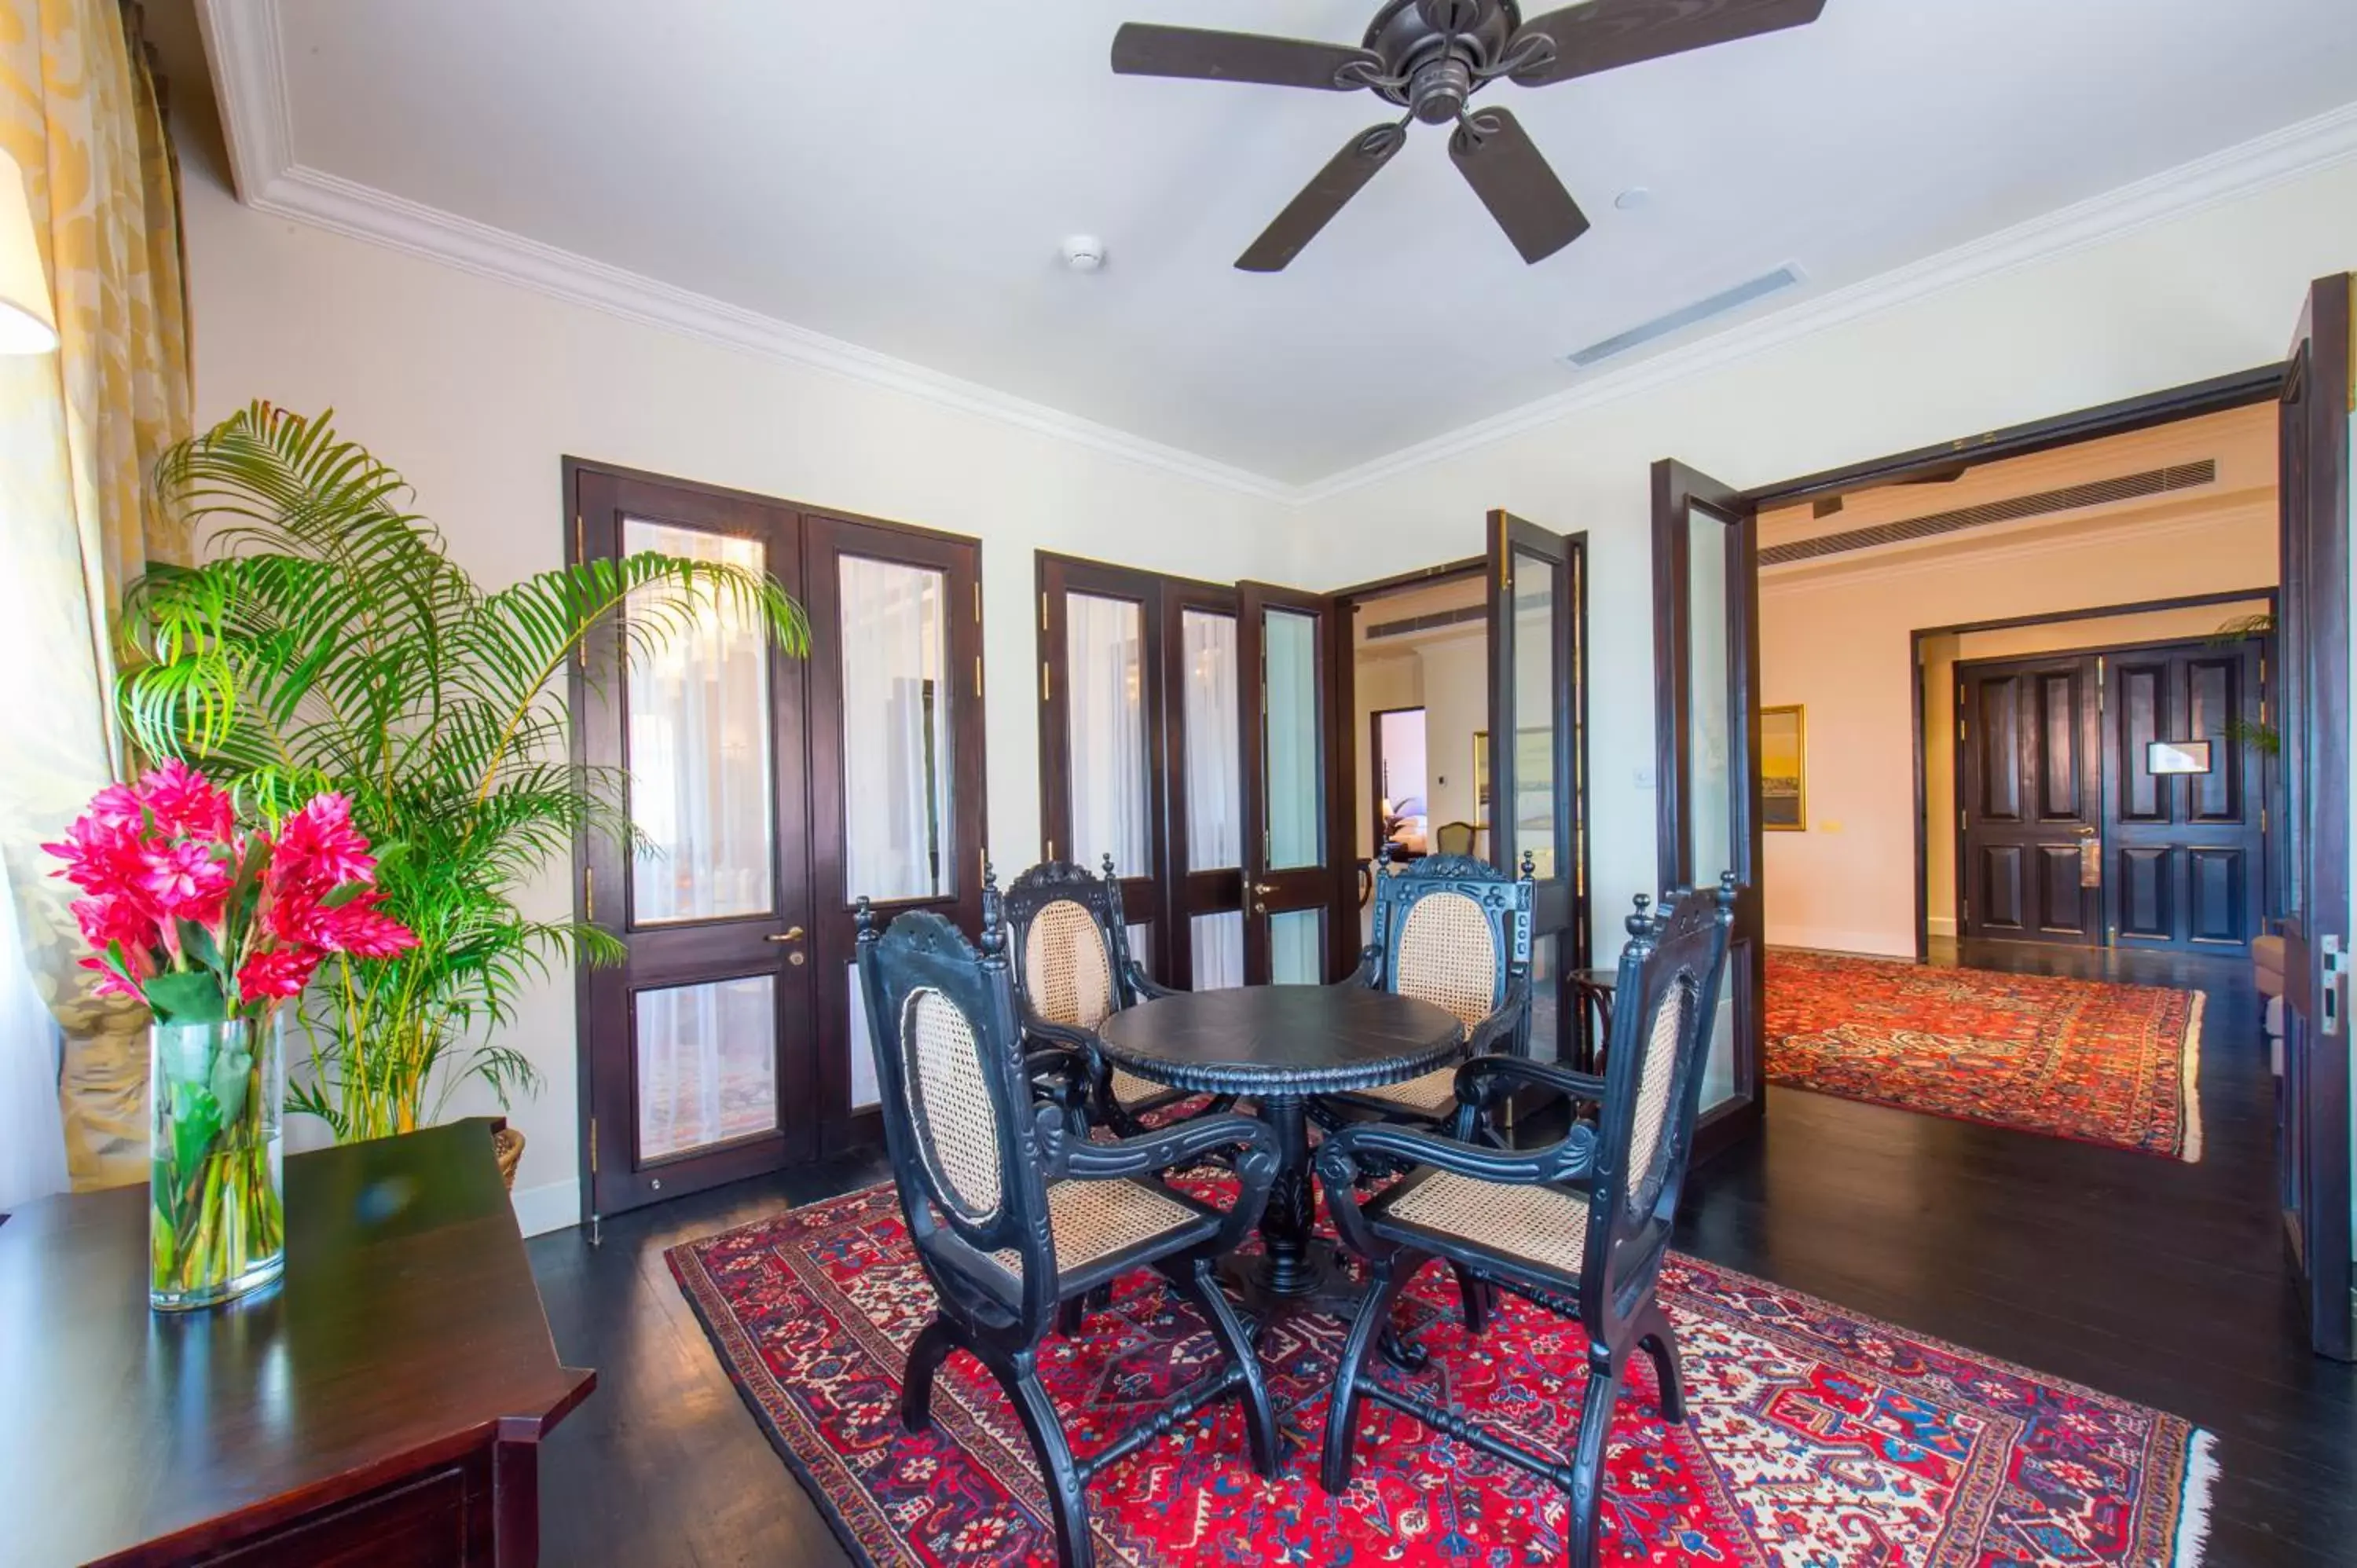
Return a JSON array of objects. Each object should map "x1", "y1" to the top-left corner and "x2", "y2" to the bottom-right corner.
[
  {"x1": 1292, "y1": 100, "x2": 2357, "y2": 506},
  {"x1": 195, "y1": 0, "x2": 2357, "y2": 508}
]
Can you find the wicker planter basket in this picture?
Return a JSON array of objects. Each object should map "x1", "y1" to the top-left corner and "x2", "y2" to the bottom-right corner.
[{"x1": 492, "y1": 1123, "x2": 526, "y2": 1190}]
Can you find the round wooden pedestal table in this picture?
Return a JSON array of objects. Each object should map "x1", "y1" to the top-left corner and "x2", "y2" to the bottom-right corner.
[{"x1": 1095, "y1": 984, "x2": 1463, "y2": 1332}]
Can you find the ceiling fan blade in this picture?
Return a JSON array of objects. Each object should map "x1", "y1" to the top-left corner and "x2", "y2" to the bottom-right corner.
[
  {"x1": 1112, "y1": 23, "x2": 1380, "y2": 91},
  {"x1": 1237, "y1": 123, "x2": 1406, "y2": 273},
  {"x1": 1509, "y1": 0, "x2": 1827, "y2": 86},
  {"x1": 1449, "y1": 108, "x2": 1589, "y2": 264}
]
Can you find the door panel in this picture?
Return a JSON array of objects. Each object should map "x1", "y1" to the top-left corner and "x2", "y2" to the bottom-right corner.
[
  {"x1": 2102, "y1": 639, "x2": 2264, "y2": 953},
  {"x1": 1958, "y1": 655, "x2": 2102, "y2": 944},
  {"x1": 1652, "y1": 461, "x2": 1765, "y2": 1159},
  {"x1": 1488, "y1": 514, "x2": 1589, "y2": 1064},
  {"x1": 1238, "y1": 582, "x2": 1335, "y2": 984},
  {"x1": 2276, "y1": 273, "x2": 2354, "y2": 1361},
  {"x1": 577, "y1": 470, "x2": 812, "y2": 1216}
]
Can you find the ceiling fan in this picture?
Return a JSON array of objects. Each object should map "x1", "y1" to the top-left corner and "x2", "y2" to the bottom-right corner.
[{"x1": 1112, "y1": 0, "x2": 1827, "y2": 273}]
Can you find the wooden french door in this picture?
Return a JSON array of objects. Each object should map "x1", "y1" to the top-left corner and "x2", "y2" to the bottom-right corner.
[
  {"x1": 1036, "y1": 556, "x2": 1248, "y2": 987},
  {"x1": 1486, "y1": 513, "x2": 1591, "y2": 1062},
  {"x1": 572, "y1": 464, "x2": 984, "y2": 1222},
  {"x1": 2104, "y1": 639, "x2": 2267, "y2": 951},
  {"x1": 2275, "y1": 273, "x2": 2354, "y2": 1361},
  {"x1": 1956, "y1": 654, "x2": 2106, "y2": 945},
  {"x1": 1651, "y1": 460, "x2": 1766, "y2": 1158},
  {"x1": 1239, "y1": 582, "x2": 1335, "y2": 984}
]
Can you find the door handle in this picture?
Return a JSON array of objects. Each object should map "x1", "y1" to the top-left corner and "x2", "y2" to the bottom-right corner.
[
  {"x1": 767, "y1": 926, "x2": 806, "y2": 944},
  {"x1": 1252, "y1": 881, "x2": 1275, "y2": 896}
]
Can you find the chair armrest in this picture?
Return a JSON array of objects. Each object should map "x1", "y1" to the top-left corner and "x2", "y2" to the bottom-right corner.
[
  {"x1": 1126, "y1": 962, "x2": 1179, "y2": 1001},
  {"x1": 1453, "y1": 1054, "x2": 1605, "y2": 1112},
  {"x1": 1032, "y1": 1105, "x2": 1279, "y2": 1255},
  {"x1": 1332, "y1": 946, "x2": 1382, "y2": 991},
  {"x1": 1313, "y1": 1119, "x2": 1595, "y2": 1261},
  {"x1": 1461, "y1": 970, "x2": 1530, "y2": 1058}
]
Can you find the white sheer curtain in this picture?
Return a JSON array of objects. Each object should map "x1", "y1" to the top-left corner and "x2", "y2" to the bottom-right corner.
[
  {"x1": 1192, "y1": 911, "x2": 1243, "y2": 991},
  {"x1": 1066, "y1": 593, "x2": 1147, "y2": 874},
  {"x1": 0, "y1": 854, "x2": 68, "y2": 1212},
  {"x1": 1182, "y1": 610, "x2": 1239, "y2": 870},
  {"x1": 840, "y1": 556, "x2": 949, "y2": 902}
]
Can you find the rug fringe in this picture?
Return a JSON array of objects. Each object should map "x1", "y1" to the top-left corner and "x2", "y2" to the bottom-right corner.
[
  {"x1": 2174, "y1": 1428, "x2": 2219, "y2": 1566},
  {"x1": 2179, "y1": 991, "x2": 2206, "y2": 1164}
]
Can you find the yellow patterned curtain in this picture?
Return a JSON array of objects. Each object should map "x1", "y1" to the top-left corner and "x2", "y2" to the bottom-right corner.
[{"x1": 0, "y1": 0, "x2": 192, "y2": 1189}]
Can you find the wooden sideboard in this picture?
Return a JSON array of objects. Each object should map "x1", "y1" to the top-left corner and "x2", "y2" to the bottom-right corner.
[{"x1": 0, "y1": 1119, "x2": 593, "y2": 1566}]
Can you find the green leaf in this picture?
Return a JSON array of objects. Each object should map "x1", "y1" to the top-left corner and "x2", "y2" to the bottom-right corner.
[
  {"x1": 167, "y1": 1078, "x2": 223, "y2": 1179},
  {"x1": 178, "y1": 918, "x2": 228, "y2": 979},
  {"x1": 208, "y1": 1042, "x2": 254, "y2": 1129},
  {"x1": 321, "y1": 879, "x2": 372, "y2": 909},
  {"x1": 143, "y1": 970, "x2": 232, "y2": 1025}
]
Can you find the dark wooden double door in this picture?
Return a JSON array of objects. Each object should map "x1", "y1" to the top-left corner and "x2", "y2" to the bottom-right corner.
[
  {"x1": 1958, "y1": 640, "x2": 2265, "y2": 951},
  {"x1": 571, "y1": 464, "x2": 986, "y2": 1221}
]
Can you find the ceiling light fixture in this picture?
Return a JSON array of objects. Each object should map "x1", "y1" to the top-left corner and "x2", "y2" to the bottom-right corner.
[
  {"x1": 1612, "y1": 186, "x2": 1651, "y2": 211},
  {"x1": 1060, "y1": 235, "x2": 1108, "y2": 273}
]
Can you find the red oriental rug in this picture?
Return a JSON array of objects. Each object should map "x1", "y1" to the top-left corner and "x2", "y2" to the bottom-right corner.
[
  {"x1": 669, "y1": 1179, "x2": 2214, "y2": 1566},
  {"x1": 1765, "y1": 951, "x2": 2205, "y2": 1161}
]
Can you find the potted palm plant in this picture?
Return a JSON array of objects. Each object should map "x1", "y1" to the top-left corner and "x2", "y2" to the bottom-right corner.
[{"x1": 118, "y1": 402, "x2": 807, "y2": 1171}]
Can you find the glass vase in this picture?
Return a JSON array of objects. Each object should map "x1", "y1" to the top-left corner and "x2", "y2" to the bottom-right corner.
[{"x1": 148, "y1": 1017, "x2": 284, "y2": 1310}]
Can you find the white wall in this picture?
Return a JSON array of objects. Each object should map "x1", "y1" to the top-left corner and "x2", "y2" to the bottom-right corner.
[
  {"x1": 1289, "y1": 159, "x2": 2357, "y2": 957},
  {"x1": 179, "y1": 160, "x2": 1292, "y2": 1233}
]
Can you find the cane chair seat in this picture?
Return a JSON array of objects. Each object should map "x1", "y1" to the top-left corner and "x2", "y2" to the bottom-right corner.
[
  {"x1": 1109, "y1": 1068, "x2": 1163, "y2": 1107},
  {"x1": 1351, "y1": 1065, "x2": 1464, "y2": 1115},
  {"x1": 989, "y1": 1178, "x2": 1217, "y2": 1286},
  {"x1": 1376, "y1": 1170, "x2": 1593, "y2": 1277}
]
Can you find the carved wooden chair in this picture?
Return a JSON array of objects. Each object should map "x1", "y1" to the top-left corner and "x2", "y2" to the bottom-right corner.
[
  {"x1": 1313, "y1": 878, "x2": 1738, "y2": 1568},
  {"x1": 1321, "y1": 848, "x2": 1534, "y2": 1138},
  {"x1": 1432, "y1": 819, "x2": 1478, "y2": 855},
  {"x1": 1003, "y1": 855, "x2": 1215, "y2": 1136},
  {"x1": 855, "y1": 892, "x2": 1282, "y2": 1568}
]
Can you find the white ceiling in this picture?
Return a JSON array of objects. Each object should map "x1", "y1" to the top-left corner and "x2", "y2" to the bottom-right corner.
[{"x1": 234, "y1": 0, "x2": 2357, "y2": 485}]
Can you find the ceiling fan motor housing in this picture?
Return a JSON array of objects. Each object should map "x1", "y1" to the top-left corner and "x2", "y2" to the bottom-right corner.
[{"x1": 1367, "y1": 0, "x2": 1523, "y2": 122}]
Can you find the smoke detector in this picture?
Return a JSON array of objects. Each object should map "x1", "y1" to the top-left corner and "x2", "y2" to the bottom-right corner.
[{"x1": 1060, "y1": 235, "x2": 1108, "y2": 273}]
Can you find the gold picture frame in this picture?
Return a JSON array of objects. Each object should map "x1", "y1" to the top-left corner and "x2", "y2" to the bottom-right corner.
[
  {"x1": 1761, "y1": 705, "x2": 1805, "y2": 831},
  {"x1": 1472, "y1": 729, "x2": 1490, "y2": 828}
]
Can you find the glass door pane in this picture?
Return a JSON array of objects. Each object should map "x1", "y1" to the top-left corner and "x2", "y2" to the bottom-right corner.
[
  {"x1": 1685, "y1": 504, "x2": 1739, "y2": 1111},
  {"x1": 625, "y1": 519, "x2": 775, "y2": 924},
  {"x1": 636, "y1": 977, "x2": 778, "y2": 1160},
  {"x1": 1192, "y1": 911, "x2": 1243, "y2": 989},
  {"x1": 1182, "y1": 610, "x2": 1241, "y2": 870},
  {"x1": 1510, "y1": 549, "x2": 1559, "y2": 879},
  {"x1": 838, "y1": 555, "x2": 953, "y2": 903},
  {"x1": 1263, "y1": 608, "x2": 1324, "y2": 871},
  {"x1": 1067, "y1": 592, "x2": 1150, "y2": 874}
]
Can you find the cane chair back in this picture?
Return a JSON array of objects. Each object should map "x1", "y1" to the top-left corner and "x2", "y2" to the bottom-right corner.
[
  {"x1": 1582, "y1": 878, "x2": 1737, "y2": 1325},
  {"x1": 1004, "y1": 859, "x2": 1149, "y2": 1025},
  {"x1": 1367, "y1": 852, "x2": 1530, "y2": 1038},
  {"x1": 856, "y1": 899, "x2": 1058, "y2": 1327},
  {"x1": 1433, "y1": 820, "x2": 1477, "y2": 856}
]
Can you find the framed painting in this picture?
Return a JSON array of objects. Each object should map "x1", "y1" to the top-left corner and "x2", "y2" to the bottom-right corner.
[{"x1": 1761, "y1": 704, "x2": 1805, "y2": 831}]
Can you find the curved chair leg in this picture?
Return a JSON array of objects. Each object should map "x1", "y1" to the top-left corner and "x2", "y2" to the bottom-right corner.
[
  {"x1": 1168, "y1": 1257, "x2": 1281, "y2": 1478},
  {"x1": 1057, "y1": 1296, "x2": 1087, "y2": 1337},
  {"x1": 1451, "y1": 1262, "x2": 1490, "y2": 1337},
  {"x1": 1633, "y1": 1299, "x2": 1686, "y2": 1423},
  {"x1": 901, "y1": 1317, "x2": 960, "y2": 1434},
  {"x1": 977, "y1": 1344, "x2": 1094, "y2": 1568},
  {"x1": 1321, "y1": 1255, "x2": 1420, "y2": 1494},
  {"x1": 1565, "y1": 1350, "x2": 1626, "y2": 1568}
]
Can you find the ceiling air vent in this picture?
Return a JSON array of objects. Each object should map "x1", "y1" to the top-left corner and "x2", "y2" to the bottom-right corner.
[
  {"x1": 1366, "y1": 603, "x2": 1486, "y2": 640},
  {"x1": 1566, "y1": 264, "x2": 1805, "y2": 368},
  {"x1": 1761, "y1": 461, "x2": 2219, "y2": 566}
]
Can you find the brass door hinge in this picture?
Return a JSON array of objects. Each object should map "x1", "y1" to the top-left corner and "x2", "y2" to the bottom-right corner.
[
  {"x1": 585, "y1": 865, "x2": 596, "y2": 922},
  {"x1": 588, "y1": 1116, "x2": 598, "y2": 1175},
  {"x1": 1041, "y1": 662, "x2": 1052, "y2": 702},
  {"x1": 574, "y1": 514, "x2": 588, "y2": 669},
  {"x1": 974, "y1": 654, "x2": 983, "y2": 698},
  {"x1": 973, "y1": 581, "x2": 981, "y2": 622},
  {"x1": 1040, "y1": 591, "x2": 1050, "y2": 632}
]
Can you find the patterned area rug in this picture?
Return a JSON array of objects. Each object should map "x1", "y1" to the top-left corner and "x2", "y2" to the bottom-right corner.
[
  {"x1": 670, "y1": 1179, "x2": 2214, "y2": 1566},
  {"x1": 1766, "y1": 951, "x2": 2205, "y2": 1161}
]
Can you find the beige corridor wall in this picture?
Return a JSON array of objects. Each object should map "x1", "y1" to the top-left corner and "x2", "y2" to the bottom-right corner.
[
  {"x1": 1758, "y1": 506, "x2": 2276, "y2": 954},
  {"x1": 1288, "y1": 158, "x2": 2357, "y2": 958},
  {"x1": 177, "y1": 155, "x2": 1292, "y2": 1234}
]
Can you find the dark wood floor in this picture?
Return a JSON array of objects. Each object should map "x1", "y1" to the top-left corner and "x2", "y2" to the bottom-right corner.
[{"x1": 528, "y1": 939, "x2": 2357, "y2": 1566}]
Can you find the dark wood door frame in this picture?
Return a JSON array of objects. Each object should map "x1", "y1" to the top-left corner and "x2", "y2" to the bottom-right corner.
[
  {"x1": 566, "y1": 458, "x2": 986, "y2": 1225},
  {"x1": 2275, "y1": 273, "x2": 2353, "y2": 1362},
  {"x1": 1904, "y1": 588, "x2": 2278, "y2": 960},
  {"x1": 1653, "y1": 462, "x2": 1766, "y2": 1163},
  {"x1": 1321, "y1": 548, "x2": 1593, "y2": 992},
  {"x1": 1239, "y1": 580, "x2": 1338, "y2": 983}
]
